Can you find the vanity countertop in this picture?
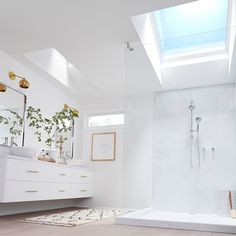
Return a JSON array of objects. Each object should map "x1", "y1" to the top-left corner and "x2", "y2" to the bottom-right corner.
[{"x1": 5, "y1": 155, "x2": 93, "y2": 171}]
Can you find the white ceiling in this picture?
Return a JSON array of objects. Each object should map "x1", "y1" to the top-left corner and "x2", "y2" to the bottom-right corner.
[{"x1": 0, "y1": 0, "x2": 235, "y2": 99}]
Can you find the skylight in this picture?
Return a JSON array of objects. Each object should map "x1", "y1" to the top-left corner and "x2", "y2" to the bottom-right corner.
[{"x1": 153, "y1": 0, "x2": 229, "y2": 57}]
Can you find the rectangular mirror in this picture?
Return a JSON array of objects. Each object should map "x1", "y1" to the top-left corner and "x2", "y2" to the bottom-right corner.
[{"x1": 0, "y1": 83, "x2": 26, "y2": 147}]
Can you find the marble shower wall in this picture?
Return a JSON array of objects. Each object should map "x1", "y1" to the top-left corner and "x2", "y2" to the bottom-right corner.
[{"x1": 153, "y1": 84, "x2": 236, "y2": 214}]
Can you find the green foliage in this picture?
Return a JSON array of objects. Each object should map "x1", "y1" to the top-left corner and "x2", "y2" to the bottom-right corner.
[
  {"x1": 0, "y1": 115, "x2": 9, "y2": 125},
  {"x1": 8, "y1": 110, "x2": 23, "y2": 136},
  {"x1": 0, "y1": 110, "x2": 23, "y2": 136},
  {"x1": 26, "y1": 105, "x2": 79, "y2": 148}
]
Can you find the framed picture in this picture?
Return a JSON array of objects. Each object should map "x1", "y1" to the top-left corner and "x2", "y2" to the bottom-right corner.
[{"x1": 91, "y1": 132, "x2": 116, "y2": 161}]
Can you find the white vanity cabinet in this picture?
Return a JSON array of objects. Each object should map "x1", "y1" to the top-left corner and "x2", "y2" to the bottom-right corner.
[{"x1": 0, "y1": 156, "x2": 93, "y2": 203}]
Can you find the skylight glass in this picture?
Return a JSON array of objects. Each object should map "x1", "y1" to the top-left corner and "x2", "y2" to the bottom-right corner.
[{"x1": 153, "y1": 0, "x2": 229, "y2": 57}]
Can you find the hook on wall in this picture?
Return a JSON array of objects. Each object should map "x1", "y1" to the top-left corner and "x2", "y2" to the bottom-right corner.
[{"x1": 126, "y1": 42, "x2": 134, "y2": 52}]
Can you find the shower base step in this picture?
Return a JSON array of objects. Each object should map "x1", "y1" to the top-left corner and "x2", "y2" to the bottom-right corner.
[{"x1": 115, "y1": 208, "x2": 236, "y2": 234}]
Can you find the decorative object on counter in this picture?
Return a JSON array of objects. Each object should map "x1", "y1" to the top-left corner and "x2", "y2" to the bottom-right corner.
[
  {"x1": 20, "y1": 208, "x2": 129, "y2": 227},
  {"x1": 91, "y1": 132, "x2": 116, "y2": 161},
  {"x1": 38, "y1": 150, "x2": 56, "y2": 163},
  {"x1": 8, "y1": 71, "x2": 30, "y2": 89},
  {"x1": 26, "y1": 104, "x2": 79, "y2": 155}
]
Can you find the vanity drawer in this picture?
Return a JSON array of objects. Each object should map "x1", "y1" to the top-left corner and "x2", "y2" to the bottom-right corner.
[
  {"x1": 3, "y1": 181, "x2": 50, "y2": 202},
  {"x1": 70, "y1": 169, "x2": 93, "y2": 184},
  {"x1": 51, "y1": 183, "x2": 70, "y2": 199},
  {"x1": 5, "y1": 159, "x2": 50, "y2": 182},
  {"x1": 51, "y1": 166, "x2": 71, "y2": 183},
  {"x1": 70, "y1": 183, "x2": 93, "y2": 198}
]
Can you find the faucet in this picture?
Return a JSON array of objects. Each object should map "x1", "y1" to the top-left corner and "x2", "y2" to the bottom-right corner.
[
  {"x1": 0, "y1": 137, "x2": 9, "y2": 146},
  {"x1": 10, "y1": 137, "x2": 18, "y2": 147}
]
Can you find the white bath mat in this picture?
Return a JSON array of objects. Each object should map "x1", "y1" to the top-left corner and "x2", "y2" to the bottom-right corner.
[{"x1": 20, "y1": 208, "x2": 128, "y2": 227}]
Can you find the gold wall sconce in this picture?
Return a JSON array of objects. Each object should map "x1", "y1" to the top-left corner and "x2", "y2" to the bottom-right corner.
[
  {"x1": 8, "y1": 71, "x2": 30, "y2": 89},
  {"x1": 0, "y1": 83, "x2": 7, "y2": 92}
]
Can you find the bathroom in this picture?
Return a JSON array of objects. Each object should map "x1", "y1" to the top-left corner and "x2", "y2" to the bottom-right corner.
[{"x1": 0, "y1": 0, "x2": 236, "y2": 235}]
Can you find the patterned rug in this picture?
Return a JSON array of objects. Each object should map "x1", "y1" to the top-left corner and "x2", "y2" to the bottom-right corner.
[{"x1": 20, "y1": 208, "x2": 128, "y2": 227}]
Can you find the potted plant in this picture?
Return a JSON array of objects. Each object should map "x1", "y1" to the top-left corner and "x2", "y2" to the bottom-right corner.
[{"x1": 26, "y1": 104, "x2": 79, "y2": 156}]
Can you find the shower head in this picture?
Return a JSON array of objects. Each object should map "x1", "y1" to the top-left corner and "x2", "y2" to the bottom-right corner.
[{"x1": 196, "y1": 117, "x2": 202, "y2": 123}]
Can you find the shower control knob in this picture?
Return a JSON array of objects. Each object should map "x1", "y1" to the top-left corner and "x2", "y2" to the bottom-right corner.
[{"x1": 211, "y1": 147, "x2": 215, "y2": 151}]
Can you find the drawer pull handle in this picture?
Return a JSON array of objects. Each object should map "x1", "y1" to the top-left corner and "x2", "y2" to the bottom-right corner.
[
  {"x1": 27, "y1": 170, "x2": 39, "y2": 174},
  {"x1": 26, "y1": 190, "x2": 38, "y2": 193},
  {"x1": 60, "y1": 173, "x2": 66, "y2": 176},
  {"x1": 81, "y1": 175, "x2": 87, "y2": 178},
  {"x1": 59, "y1": 190, "x2": 65, "y2": 193},
  {"x1": 81, "y1": 190, "x2": 88, "y2": 192}
]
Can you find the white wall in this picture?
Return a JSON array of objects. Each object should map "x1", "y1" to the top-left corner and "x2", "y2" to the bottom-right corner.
[
  {"x1": 77, "y1": 126, "x2": 124, "y2": 208},
  {"x1": 153, "y1": 84, "x2": 236, "y2": 214},
  {"x1": 75, "y1": 94, "x2": 154, "y2": 209},
  {"x1": 122, "y1": 94, "x2": 154, "y2": 209},
  {"x1": 0, "y1": 50, "x2": 80, "y2": 214},
  {"x1": 74, "y1": 98, "x2": 125, "y2": 208}
]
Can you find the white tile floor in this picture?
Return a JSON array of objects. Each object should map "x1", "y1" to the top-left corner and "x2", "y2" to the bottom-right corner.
[{"x1": 115, "y1": 208, "x2": 236, "y2": 234}]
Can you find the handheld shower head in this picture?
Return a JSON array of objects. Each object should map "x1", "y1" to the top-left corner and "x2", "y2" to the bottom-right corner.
[
  {"x1": 196, "y1": 117, "x2": 202, "y2": 123},
  {"x1": 196, "y1": 117, "x2": 202, "y2": 132}
]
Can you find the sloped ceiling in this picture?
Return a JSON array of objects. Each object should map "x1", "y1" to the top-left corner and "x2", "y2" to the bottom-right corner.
[{"x1": 0, "y1": 0, "x2": 234, "y2": 99}]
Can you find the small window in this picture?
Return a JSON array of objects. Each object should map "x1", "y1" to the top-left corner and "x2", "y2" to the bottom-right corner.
[{"x1": 88, "y1": 113, "x2": 125, "y2": 127}]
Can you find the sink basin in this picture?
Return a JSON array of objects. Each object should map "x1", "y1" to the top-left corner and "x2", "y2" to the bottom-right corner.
[{"x1": 10, "y1": 147, "x2": 37, "y2": 159}]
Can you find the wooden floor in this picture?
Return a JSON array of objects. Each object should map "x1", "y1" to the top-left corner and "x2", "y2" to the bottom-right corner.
[{"x1": 0, "y1": 208, "x2": 234, "y2": 236}]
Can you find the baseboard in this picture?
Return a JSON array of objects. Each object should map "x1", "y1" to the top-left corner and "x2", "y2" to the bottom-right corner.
[{"x1": 0, "y1": 199, "x2": 74, "y2": 216}]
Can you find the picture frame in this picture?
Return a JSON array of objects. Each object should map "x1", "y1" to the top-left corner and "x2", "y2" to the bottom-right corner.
[{"x1": 91, "y1": 132, "x2": 116, "y2": 161}]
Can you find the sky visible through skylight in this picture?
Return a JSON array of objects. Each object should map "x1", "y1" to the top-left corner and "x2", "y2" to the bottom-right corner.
[{"x1": 153, "y1": 0, "x2": 229, "y2": 57}]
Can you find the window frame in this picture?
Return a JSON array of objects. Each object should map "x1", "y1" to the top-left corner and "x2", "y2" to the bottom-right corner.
[{"x1": 85, "y1": 111, "x2": 125, "y2": 130}]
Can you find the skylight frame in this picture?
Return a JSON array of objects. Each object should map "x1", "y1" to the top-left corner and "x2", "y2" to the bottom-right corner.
[
  {"x1": 131, "y1": 0, "x2": 235, "y2": 80},
  {"x1": 152, "y1": 0, "x2": 230, "y2": 62}
]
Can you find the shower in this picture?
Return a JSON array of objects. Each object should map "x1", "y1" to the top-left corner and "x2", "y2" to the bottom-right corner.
[
  {"x1": 189, "y1": 101, "x2": 202, "y2": 171},
  {"x1": 195, "y1": 117, "x2": 202, "y2": 132}
]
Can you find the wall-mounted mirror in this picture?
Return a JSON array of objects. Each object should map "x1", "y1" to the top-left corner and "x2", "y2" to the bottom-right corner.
[{"x1": 0, "y1": 83, "x2": 26, "y2": 147}]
